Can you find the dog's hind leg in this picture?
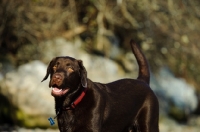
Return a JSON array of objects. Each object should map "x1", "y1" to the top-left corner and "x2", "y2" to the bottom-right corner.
[
  {"x1": 136, "y1": 104, "x2": 159, "y2": 132},
  {"x1": 128, "y1": 120, "x2": 140, "y2": 132}
]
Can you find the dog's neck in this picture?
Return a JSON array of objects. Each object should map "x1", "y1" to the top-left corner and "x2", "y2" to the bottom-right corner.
[
  {"x1": 54, "y1": 84, "x2": 87, "y2": 116},
  {"x1": 69, "y1": 87, "x2": 87, "y2": 109}
]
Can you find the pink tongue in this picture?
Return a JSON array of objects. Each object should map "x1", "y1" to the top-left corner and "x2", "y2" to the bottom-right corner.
[{"x1": 53, "y1": 87, "x2": 61, "y2": 92}]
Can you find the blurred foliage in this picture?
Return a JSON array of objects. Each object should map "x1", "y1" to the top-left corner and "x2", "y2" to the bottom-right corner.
[
  {"x1": 0, "y1": 0, "x2": 200, "y2": 89},
  {"x1": 0, "y1": 93, "x2": 19, "y2": 125}
]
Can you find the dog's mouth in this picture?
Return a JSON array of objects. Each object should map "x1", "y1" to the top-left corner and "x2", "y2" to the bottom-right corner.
[{"x1": 51, "y1": 84, "x2": 69, "y2": 97}]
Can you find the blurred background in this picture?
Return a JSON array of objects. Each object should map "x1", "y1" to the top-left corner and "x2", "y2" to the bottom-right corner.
[{"x1": 0, "y1": 0, "x2": 200, "y2": 131}]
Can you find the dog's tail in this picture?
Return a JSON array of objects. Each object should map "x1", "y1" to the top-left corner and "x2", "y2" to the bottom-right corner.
[{"x1": 130, "y1": 39, "x2": 150, "y2": 84}]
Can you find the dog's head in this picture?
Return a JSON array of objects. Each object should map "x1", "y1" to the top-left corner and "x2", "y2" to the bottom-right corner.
[{"x1": 42, "y1": 56, "x2": 87, "y2": 97}]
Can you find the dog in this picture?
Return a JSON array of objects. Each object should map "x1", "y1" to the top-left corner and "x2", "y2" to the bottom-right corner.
[{"x1": 42, "y1": 40, "x2": 159, "y2": 132}]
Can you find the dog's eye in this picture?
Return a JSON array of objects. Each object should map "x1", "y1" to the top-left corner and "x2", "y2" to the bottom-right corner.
[{"x1": 66, "y1": 63, "x2": 70, "y2": 66}]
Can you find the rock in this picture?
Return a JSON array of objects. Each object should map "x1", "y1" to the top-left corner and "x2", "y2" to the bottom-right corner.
[
  {"x1": 0, "y1": 61, "x2": 55, "y2": 128},
  {"x1": 1, "y1": 61, "x2": 54, "y2": 115},
  {"x1": 159, "y1": 115, "x2": 200, "y2": 132},
  {"x1": 151, "y1": 67, "x2": 198, "y2": 121}
]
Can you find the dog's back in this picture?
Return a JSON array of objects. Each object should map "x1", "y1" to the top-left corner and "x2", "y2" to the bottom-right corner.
[{"x1": 91, "y1": 40, "x2": 159, "y2": 132}]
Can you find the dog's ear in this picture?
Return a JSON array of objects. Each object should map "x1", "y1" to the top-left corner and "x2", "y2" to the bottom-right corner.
[
  {"x1": 78, "y1": 60, "x2": 87, "y2": 88},
  {"x1": 41, "y1": 58, "x2": 56, "y2": 82}
]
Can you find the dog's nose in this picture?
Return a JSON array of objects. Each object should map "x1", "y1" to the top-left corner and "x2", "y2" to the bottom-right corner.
[
  {"x1": 53, "y1": 74, "x2": 62, "y2": 82},
  {"x1": 54, "y1": 74, "x2": 61, "y2": 80},
  {"x1": 55, "y1": 75, "x2": 60, "y2": 79}
]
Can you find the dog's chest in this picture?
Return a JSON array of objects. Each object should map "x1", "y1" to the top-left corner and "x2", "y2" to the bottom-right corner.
[{"x1": 57, "y1": 110, "x2": 93, "y2": 132}]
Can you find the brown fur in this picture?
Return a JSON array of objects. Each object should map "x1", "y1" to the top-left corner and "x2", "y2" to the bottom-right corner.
[{"x1": 42, "y1": 40, "x2": 159, "y2": 132}]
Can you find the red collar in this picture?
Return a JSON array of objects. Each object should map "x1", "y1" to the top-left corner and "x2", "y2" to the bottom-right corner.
[
  {"x1": 65, "y1": 87, "x2": 87, "y2": 110},
  {"x1": 69, "y1": 87, "x2": 87, "y2": 109},
  {"x1": 54, "y1": 86, "x2": 87, "y2": 119}
]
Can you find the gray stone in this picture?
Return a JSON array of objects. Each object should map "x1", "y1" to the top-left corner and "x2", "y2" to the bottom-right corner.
[
  {"x1": 151, "y1": 67, "x2": 198, "y2": 119},
  {"x1": 1, "y1": 61, "x2": 54, "y2": 116}
]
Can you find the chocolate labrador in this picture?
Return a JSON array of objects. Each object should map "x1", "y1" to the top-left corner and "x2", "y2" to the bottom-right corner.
[{"x1": 42, "y1": 40, "x2": 159, "y2": 132}]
